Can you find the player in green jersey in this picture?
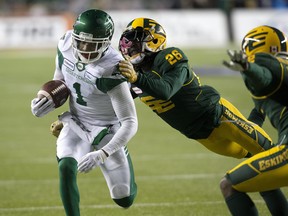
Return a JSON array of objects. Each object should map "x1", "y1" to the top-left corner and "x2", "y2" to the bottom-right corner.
[
  {"x1": 221, "y1": 25, "x2": 288, "y2": 215},
  {"x1": 118, "y1": 18, "x2": 272, "y2": 158},
  {"x1": 117, "y1": 19, "x2": 288, "y2": 215}
]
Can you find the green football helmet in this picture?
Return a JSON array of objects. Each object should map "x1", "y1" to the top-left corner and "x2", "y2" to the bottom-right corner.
[{"x1": 72, "y1": 9, "x2": 114, "y2": 64}]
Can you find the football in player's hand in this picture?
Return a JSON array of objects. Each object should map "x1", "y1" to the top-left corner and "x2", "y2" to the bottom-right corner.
[{"x1": 37, "y1": 80, "x2": 70, "y2": 108}]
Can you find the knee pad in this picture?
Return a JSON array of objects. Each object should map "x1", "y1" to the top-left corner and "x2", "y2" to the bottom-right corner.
[
  {"x1": 220, "y1": 176, "x2": 235, "y2": 198},
  {"x1": 113, "y1": 194, "x2": 136, "y2": 208},
  {"x1": 112, "y1": 184, "x2": 137, "y2": 208}
]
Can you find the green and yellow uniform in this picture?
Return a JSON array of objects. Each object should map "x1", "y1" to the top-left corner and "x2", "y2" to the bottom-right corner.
[
  {"x1": 243, "y1": 53, "x2": 288, "y2": 106},
  {"x1": 119, "y1": 20, "x2": 288, "y2": 216},
  {"x1": 226, "y1": 53, "x2": 288, "y2": 191},
  {"x1": 131, "y1": 47, "x2": 273, "y2": 158}
]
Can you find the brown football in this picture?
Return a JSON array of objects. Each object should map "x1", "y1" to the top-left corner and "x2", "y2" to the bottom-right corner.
[{"x1": 37, "y1": 80, "x2": 70, "y2": 108}]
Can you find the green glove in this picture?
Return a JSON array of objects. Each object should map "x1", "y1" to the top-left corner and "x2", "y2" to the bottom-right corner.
[{"x1": 223, "y1": 50, "x2": 248, "y2": 72}]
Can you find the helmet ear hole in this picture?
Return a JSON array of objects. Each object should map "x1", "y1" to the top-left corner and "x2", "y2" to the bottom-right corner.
[{"x1": 153, "y1": 39, "x2": 158, "y2": 44}]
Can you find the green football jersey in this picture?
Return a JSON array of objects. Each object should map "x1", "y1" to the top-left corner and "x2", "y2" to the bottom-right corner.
[
  {"x1": 252, "y1": 97, "x2": 288, "y2": 145},
  {"x1": 54, "y1": 30, "x2": 127, "y2": 126},
  {"x1": 243, "y1": 53, "x2": 288, "y2": 145},
  {"x1": 132, "y1": 47, "x2": 222, "y2": 139},
  {"x1": 243, "y1": 53, "x2": 288, "y2": 106}
]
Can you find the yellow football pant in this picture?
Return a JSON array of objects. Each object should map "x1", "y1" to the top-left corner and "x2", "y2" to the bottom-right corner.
[
  {"x1": 226, "y1": 144, "x2": 288, "y2": 192},
  {"x1": 197, "y1": 98, "x2": 273, "y2": 159}
]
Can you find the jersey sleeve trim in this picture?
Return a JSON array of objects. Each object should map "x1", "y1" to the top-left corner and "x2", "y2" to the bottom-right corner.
[
  {"x1": 96, "y1": 77, "x2": 127, "y2": 93},
  {"x1": 57, "y1": 48, "x2": 64, "y2": 70}
]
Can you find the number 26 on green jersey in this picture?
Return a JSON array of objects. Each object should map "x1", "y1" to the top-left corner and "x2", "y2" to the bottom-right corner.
[{"x1": 165, "y1": 49, "x2": 183, "y2": 65}]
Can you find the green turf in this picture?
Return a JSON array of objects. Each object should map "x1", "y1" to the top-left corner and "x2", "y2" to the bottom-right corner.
[{"x1": 0, "y1": 49, "x2": 285, "y2": 216}]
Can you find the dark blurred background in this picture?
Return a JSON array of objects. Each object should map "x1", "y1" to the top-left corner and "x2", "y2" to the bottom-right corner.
[{"x1": 0, "y1": 0, "x2": 287, "y2": 16}]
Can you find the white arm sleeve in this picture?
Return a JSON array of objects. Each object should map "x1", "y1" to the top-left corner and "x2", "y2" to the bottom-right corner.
[
  {"x1": 53, "y1": 54, "x2": 64, "y2": 80},
  {"x1": 102, "y1": 82, "x2": 138, "y2": 156}
]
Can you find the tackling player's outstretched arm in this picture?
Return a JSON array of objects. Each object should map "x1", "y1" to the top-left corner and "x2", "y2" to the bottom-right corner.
[
  {"x1": 223, "y1": 51, "x2": 274, "y2": 91},
  {"x1": 223, "y1": 50, "x2": 249, "y2": 72},
  {"x1": 135, "y1": 66, "x2": 188, "y2": 100},
  {"x1": 119, "y1": 58, "x2": 188, "y2": 100}
]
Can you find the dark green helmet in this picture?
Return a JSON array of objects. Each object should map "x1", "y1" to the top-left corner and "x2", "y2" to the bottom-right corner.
[{"x1": 72, "y1": 9, "x2": 114, "y2": 63}]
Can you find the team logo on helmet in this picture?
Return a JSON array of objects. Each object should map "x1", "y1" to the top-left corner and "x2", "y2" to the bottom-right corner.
[
  {"x1": 242, "y1": 25, "x2": 288, "y2": 57},
  {"x1": 119, "y1": 18, "x2": 166, "y2": 65}
]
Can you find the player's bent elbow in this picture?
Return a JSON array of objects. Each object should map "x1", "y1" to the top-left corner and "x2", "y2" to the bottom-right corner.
[
  {"x1": 124, "y1": 117, "x2": 138, "y2": 134},
  {"x1": 129, "y1": 121, "x2": 138, "y2": 136},
  {"x1": 155, "y1": 92, "x2": 172, "y2": 101}
]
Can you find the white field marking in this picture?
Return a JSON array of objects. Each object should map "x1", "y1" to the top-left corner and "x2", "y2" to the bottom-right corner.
[
  {"x1": 133, "y1": 153, "x2": 222, "y2": 161},
  {"x1": 0, "y1": 173, "x2": 222, "y2": 186},
  {"x1": 0, "y1": 200, "x2": 266, "y2": 213}
]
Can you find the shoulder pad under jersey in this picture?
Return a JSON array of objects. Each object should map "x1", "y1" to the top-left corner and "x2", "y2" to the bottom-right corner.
[
  {"x1": 251, "y1": 52, "x2": 276, "y2": 63},
  {"x1": 89, "y1": 46, "x2": 124, "y2": 78},
  {"x1": 154, "y1": 47, "x2": 188, "y2": 72},
  {"x1": 58, "y1": 30, "x2": 72, "y2": 52}
]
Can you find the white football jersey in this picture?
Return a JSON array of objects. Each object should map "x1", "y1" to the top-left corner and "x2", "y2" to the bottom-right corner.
[{"x1": 53, "y1": 30, "x2": 126, "y2": 126}]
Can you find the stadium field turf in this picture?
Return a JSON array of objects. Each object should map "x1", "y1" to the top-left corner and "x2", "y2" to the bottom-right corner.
[{"x1": 0, "y1": 49, "x2": 284, "y2": 216}]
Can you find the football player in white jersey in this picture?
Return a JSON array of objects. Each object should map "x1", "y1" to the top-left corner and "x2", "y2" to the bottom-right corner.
[{"x1": 31, "y1": 9, "x2": 138, "y2": 216}]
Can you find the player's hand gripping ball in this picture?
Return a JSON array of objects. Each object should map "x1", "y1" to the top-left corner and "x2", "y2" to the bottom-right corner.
[{"x1": 37, "y1": 80, "x2": 70, "y2": 108}]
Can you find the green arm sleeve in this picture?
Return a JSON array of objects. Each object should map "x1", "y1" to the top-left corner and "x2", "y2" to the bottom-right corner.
[
  {"x1": 243, "y1": 63, "x2": 273, "y2": 90},
  {"x1": 135, "y1": 63, "x2": 189, "y2": 100}
]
